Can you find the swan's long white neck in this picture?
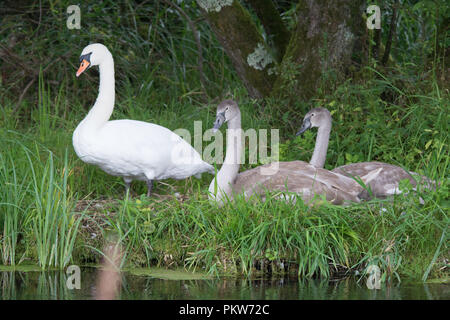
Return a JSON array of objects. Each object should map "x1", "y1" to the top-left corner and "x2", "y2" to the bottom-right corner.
[
  {"x1": 83, "y1": 53, "x2": 115, "y2": 129},
  {"x1": 310, "y1": 120, "x2": 331, "y2": 168},
  {"x1": 209, "y1": 112, "x2": 242, "y2": 203}
]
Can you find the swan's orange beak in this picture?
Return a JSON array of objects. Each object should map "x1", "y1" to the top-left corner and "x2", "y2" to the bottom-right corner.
[{"x1": 76, "y1": 59, "x2": 90, "y2": 77}]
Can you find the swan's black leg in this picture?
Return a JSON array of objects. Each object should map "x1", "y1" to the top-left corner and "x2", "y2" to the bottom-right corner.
[
  {"x1": 124, "y1": 179, "x2": 132, "y2": 197},
  {"x1": 146, "y1": 180, "x2": 154, "y2": 197}
]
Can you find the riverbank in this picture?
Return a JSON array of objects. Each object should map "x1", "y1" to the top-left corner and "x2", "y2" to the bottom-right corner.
[{"x1": 1, "y1": 149, "x2": 448, "y2": 282}]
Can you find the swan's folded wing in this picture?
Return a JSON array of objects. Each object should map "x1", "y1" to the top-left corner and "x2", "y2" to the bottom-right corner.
[
  {"x1": 233, "y1": 162, "x2": 359, "y2": 204},
  {"x1": 94, "y1": 120, "x2": 211, "y2": 179},
  {"x1": 278, "y1": 161, "x2": 373, "y2": 196}
]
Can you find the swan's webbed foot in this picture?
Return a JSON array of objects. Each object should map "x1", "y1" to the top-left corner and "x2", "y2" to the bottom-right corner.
[{"x1": 146, "y1": 180, "x2": 154, "y2": 197}]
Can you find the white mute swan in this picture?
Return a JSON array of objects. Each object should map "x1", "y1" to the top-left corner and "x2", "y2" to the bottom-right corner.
[
  {"x1": 296, "y1": 107, "x2": 435, "y2": 199},
  {"x1": 208, "y1": 100, "x2": 382, "y2": 206},
  {"x1": 73, "y1": 43, "x2": 214, "y2": 196}
]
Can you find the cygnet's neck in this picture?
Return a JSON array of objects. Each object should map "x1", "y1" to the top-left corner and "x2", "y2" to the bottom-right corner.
[
  {"x1": 310, "y1": 120, "x2": 331, "y2": 168},
  {"x1": 209, "y1": 112, "x2": 242, "y2": 202}
]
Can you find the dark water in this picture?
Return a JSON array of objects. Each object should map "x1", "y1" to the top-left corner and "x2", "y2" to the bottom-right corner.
[{"x1": 0, "y1": 269, "x2": 448, "y2": 300}]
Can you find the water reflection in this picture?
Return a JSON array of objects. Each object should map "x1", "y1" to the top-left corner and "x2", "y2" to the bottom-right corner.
[{"x1": 0, "y1": 269, "x2": 448, "y2": 300}]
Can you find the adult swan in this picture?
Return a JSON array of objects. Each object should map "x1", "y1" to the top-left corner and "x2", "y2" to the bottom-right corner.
[{"x1": 73, "y1": 43, "x2": 214, "y2": 196}]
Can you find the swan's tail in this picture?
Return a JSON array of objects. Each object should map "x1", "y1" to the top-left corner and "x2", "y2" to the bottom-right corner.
[
  {"x1": 193, "y1": 163, "x2": 215, "y2": 179},
  {"x1": 204, "y1": 163, "x2": 215, "y2": 175},
  {"x1": 409, "y1": 171, "x2": 437, "y2": 191}
]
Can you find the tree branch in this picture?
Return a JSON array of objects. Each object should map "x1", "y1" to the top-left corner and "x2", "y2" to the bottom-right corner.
[
  {"x1": 382, "y1": 0, "x2": 399, "y2": 66},
  {"x1": 373, "y1": 28, "x2": 381, "y2": 61},
  {"x1": 11, "y1": 50, "x2": 72, "y2": 113}
]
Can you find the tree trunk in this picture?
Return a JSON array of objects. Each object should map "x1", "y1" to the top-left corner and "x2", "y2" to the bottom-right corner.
[
  {"x1": 273, "y1": 0, "x2": 365, "y2": 101},
  {"x1": 197, "y1": 0, "x2": 276, "y2": 98},
  {"x1": 198, "y1": 0, "x2": 365, "y2": 102}
]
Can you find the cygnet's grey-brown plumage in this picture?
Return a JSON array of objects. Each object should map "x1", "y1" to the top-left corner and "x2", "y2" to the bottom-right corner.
[
  {"x1": 296, "y1": 107, "x2": 435, "y2": 199},
  {"x1": 208, "y1": 100, "x2": 382, "y2": 206}
]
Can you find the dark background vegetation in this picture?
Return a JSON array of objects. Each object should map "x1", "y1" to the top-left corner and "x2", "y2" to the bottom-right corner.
[{"x1": 1, "y1": 0, "x2": 447, "y2": 114}]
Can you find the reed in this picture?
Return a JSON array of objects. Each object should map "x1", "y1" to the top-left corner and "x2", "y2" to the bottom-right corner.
[{"x1": 29, "y1": 149, "x2": 82, "y2": 269}]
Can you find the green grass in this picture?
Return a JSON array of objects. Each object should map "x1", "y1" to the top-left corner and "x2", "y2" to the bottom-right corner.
[{"x1": 0, "y1": 135, "x2": 84, "y2": 269}]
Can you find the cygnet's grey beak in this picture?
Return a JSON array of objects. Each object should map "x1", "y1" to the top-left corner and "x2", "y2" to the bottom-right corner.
[
  {"x1": 212, "y1": 112, "x2": 226, "y2": 132},
  {"x1": 296, "y1": 117, "x2": 311, "y2": 136}
]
